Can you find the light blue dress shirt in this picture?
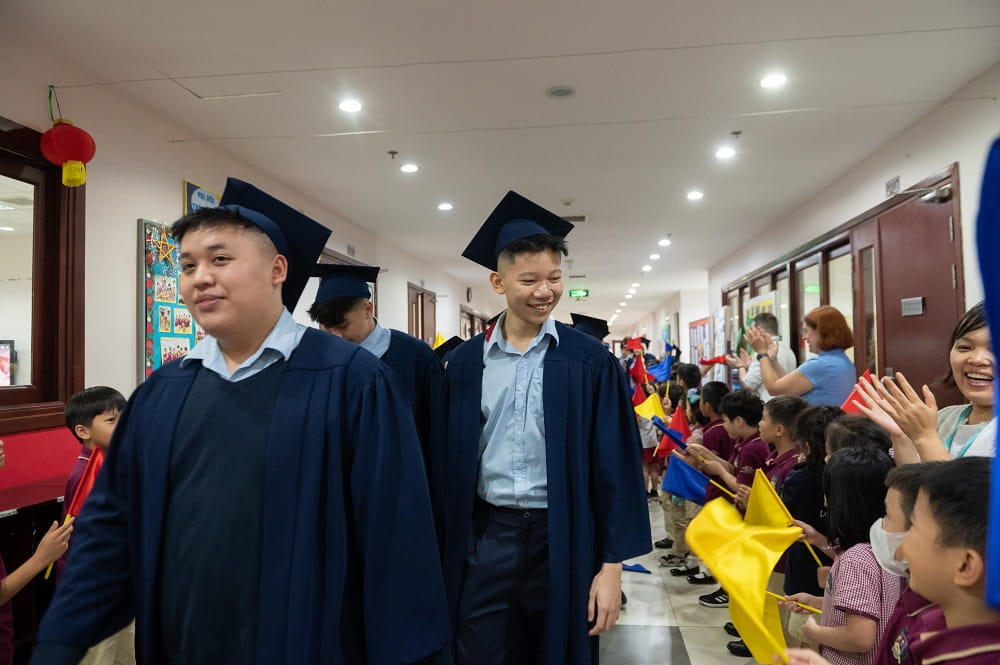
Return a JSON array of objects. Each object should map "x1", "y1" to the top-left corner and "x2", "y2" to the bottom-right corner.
[
  {"x1": 181, "y1": 309, "x2": 305, "y2": 383},
  {"x1": 478, "y1": 313, "x2": 559, "y2": 509},
  {"x1": 359, "y1": 320, "x2": 392, "y2": 358}
]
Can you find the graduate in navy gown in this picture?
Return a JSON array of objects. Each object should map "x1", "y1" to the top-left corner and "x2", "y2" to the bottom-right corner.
[
  {"x1": 32, "y1": 178, "x2": 450, "y2": 665},
  {"x1": 308, "y1": 263, "x2": 447, "y2": 538},
  {"x1": 442, "y1": 191, "x2": 651, "y2": 665}
]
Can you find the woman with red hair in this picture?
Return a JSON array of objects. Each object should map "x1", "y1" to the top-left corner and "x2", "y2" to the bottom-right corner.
[{"x1": 745, "y1": 306, "x2": 856, "y2": 406}]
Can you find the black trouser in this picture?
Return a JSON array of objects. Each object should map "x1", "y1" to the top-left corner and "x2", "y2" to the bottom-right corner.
[{"x1": 455, "y1": 501, "x2": 549, "y2": 665}]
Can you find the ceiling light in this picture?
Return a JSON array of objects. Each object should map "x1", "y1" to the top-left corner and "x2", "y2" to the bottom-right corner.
[
  {"x1": 437, "y1": 202, "x2": 453, "y2": 211},
  {"x1": 715, "y1": 145, "x2": 736, "y2": 160},
  {"x1": 625, "y1": 294, "x2": 633, "y2": 299},
  {"x1": 546, "y1": 85, "x2": 576, "y2": 98},
  {"x1": 658, "y1": 237, "x2": 672, "y2": 247},
  {"x1": 760, "y1": 73, "x2": 787, "y2": 89},
  {"x1": 0, "y1": 226, "x2": 13, "y2": 232},
  {"x1": 400, "y1": 163, "x2": 419, "y2": 173},
  {"x1": 338, "y1": 99, "x2": 362, "y2": 112},
  {"x1": 687, "y1": 190, "x2": 703, "y2": 201},
  {"x1": 627, "y1": 289, "x2": 636, "y2": 295},
  {"x1": 615, "y1": 309, "x2": 621, "y2": 314},
  {"x1": 619, "y1": 302, "x2": 627, "y2": 307},
  {"x1": 641, "y1": 265, "x2": 652, "y2": 272},
  {"x1": 649, "y1": 253, "x2": 661, "y2": 260},
  {"x1": 631, "y1": 282, "x2": 640, "y2": 288}
]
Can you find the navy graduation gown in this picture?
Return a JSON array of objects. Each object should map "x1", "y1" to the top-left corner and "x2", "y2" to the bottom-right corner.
[
  {"x1": 441, "y1": 322, "x2": 651, "y2": 664},
  {"x1": 33, "y1": 329, "x2": 451, "y2": 665}
]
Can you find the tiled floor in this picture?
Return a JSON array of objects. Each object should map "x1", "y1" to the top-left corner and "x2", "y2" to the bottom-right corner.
[{"x1": 598, "y1": 500, "x2": 754, "y2": 665}]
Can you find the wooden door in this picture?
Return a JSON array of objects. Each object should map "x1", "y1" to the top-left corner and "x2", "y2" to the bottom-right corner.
[{"x1": 874, "y1": 190, "x2": 965, "y2": 403}]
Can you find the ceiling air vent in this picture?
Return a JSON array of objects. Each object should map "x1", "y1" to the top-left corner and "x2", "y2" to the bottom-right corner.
[
  {"x1": 569, "y1": 274, "x2": 588, "y2": 280},
  {"x1": 562, "y1": 215, "x2": 586, "y2": 223}
]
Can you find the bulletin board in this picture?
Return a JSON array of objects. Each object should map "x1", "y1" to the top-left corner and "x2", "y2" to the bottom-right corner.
[
  {"x1": 138, "y1": 219, "x2": 204, "y2": 381},
  {"x1": 689, "y1": 317, "x2": 712, "y2": 372}
]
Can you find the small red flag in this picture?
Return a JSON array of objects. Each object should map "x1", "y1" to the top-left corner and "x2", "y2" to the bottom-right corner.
[
  {"x1": 67, "y1": 447, "x2": 105, "y2": 517},
  {"x1": 840, "y1": 369, "x2": 873, "y2": 415},
  {"x1": 668, "y1": 403, "x2": 692, "y2": 441},
  {"x1": 698, "y1": 354, "x2": 728, "y2": 367}
]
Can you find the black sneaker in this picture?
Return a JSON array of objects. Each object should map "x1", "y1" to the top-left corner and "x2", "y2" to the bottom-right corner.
[
  {"x1": 699, "y1": 587, "x2": 729, "y2": 608},
  {"x1": 658, "y1": 554, "x2": 686, "y2": 567},
  {"x1": 669, "y1": 565, "x2": 700, "y2": 577},
  {"x1": 654, "y1": 537, "x2": 674, "y2": 549},
  {"x1": 727, "y1": 639, "x2": 751, "y2": 657},
  {"x1": 647, "y1": 490, "x2": 659, "y2": 499},
  {"x1": 621, "y1": 590, "x2": 628, "y2": 606},
  {"x1": 687, "y1": 572, "x2": 717, "y2": 585},
  {"x1": 724, "y1": 621, "x2": 740, "y2": 638}
]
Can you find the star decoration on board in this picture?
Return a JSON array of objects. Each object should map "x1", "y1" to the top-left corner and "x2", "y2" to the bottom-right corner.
[{"x1": 153, "y1": 228, "x2": 178, "y2": 265}]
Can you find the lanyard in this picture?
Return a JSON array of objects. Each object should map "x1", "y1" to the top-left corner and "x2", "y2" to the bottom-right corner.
[{"x1": 943, "y1": 405, "x2": 985, "y2": 458}]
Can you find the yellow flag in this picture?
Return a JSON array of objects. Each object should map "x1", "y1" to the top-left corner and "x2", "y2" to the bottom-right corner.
[
  {"x1": 633, "y1": 393, "x2": 666, "y2": 422},
  {"x1": 745, "y1": 468, "x2": 795, "y2": 528},
  {"x1": 687, "y1": 498, "x2": 801, "y2": 664},
  {"x1": 432, "y1": 332, "x2": 446, "y2": 349}
]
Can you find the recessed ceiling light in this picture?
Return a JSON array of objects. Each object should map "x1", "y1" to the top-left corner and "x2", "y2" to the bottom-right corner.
[
  {"x1": 619, "y1": 301, "x2": 627, "y2": 307},
  {"x1": 687, "y1": 190, "x2": 703, "y2": 201},
  {"x1": 615, "y1": 309, "x2": 621, "y2": 314},
  {"x1": 0, "y1": 226, "x2": 14, "y2": 232},
  {"x1": 760, "y1": 73, "x2": 787, "y2": 89},
  {"x1": 546, "y1": 85, "x2": 576, "y2": 98},
  {"x1": 625, "y1": 294, "x2": 633, "y2": 299},
  {"x1": 338, "y1": 99, "x2": 362, "y2": 112},
  {"x1": 715, "y1": 145, "x2": 736, "y2": 160},
  {"x1": 649, "y1": 253, "x2": 661, "y2": 260},
  {"x1": 658, "y1": 237, "x2": 672, "y2": 247},
  {"x1": 631, "y1": 282, "x2": 640, "y2": 288},
  {"x1": 641, "y1": 265, "x2": 653, "y2": 272},
  {"x1": 627, "y1": 289, "x2": 636, "y2": 295},
  {"x1": 437, "y1": 202, "x2": 453, "y2": 211},
  {"x1": 400, "y1": 163, "x2": 419, "y2": 173}
]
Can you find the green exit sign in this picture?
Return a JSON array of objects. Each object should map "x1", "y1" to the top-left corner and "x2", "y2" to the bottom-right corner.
[{"x1": 569, "y1": 289, "x2": 590, "y2": 298}]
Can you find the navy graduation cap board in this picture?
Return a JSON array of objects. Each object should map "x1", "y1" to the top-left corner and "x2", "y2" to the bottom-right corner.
[
  {"x1": 461, "y1": 190, "x2": 574, "y2": 271},
  {"x1": 571, "y1": 313, "x2": 610, "y2": 341},
  {"x1": 433, "y1": 336, "x2": 464, "y2": 360},
  {"x1": 218, "y1": 177, "x2": 331, "y2": 311},
  {"x1": 313, "y1": 264, "x2": 381, "y2": 302}
]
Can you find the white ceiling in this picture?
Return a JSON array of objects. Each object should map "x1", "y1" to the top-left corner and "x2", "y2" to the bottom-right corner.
[
  {"x1": 0, "y1": 175, "x2": 34, "y2": 238},
  {"x1": 7, "y1": 1, "x2": 1000, "y2": 332}
]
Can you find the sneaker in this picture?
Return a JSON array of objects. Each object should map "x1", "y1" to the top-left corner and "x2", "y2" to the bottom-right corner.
[
  {"x1": 647, "y1": 490, "x2": 659, "y2": 499},
  {"x1": 687, "y1": 572, "x2": 717, "y2": 585},
  {"x1": 726, "y1": 639, "x2": 751, "y2": 657},
  {"x1": 724, "y1": 621, "x2": 740, "y2": 638},
  {"x1": 699, "y1": 587, "x2": 729, "y2": 608},
  {"x1": 669, "y1": 565, "x2": 700, "y2": 577},
  {"x1": 654, "y1": 537, "x2": 674, "y2": 549},
  {"x1": 658, "y1": 554, "x2": 686, "y2": 567}
]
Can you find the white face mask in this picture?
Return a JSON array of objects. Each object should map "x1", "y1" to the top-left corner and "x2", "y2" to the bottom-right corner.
[{"x1": 869, "y1": 518, "x2": 909, "y2": 578}]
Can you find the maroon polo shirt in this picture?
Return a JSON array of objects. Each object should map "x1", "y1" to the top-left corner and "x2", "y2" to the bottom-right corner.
[
  {"x1": 733, "y1": 433, "x2": 770, "y2": 488},
  {"x1": 911, "y1": 622, "x2": 1000, "y2": 664},
  {"x1": 764, "y1": 447, "x2": 800, "y2": 492},
  {"x1": 874, "y1": 587, "x2": 945, "y2": 665}
]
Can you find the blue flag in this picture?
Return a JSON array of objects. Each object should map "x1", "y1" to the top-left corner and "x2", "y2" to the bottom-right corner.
[
  {"x1": 978, "y1": 136, "x2": 1000, "y2": 610},
  {"x1": 647, "y1": 353, "x2": 674, "y2": 383},
  {"x1": 662, "y1": 455, "x2": 708, "y2": 505}
]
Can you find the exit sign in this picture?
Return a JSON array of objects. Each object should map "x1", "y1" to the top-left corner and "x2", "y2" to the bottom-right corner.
[{"x1": 569, "y1": 289, "x2": 590, "y2": 298}]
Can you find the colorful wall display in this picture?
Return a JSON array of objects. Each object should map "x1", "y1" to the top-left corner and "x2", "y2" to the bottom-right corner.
[
  {"x1": 688, "y1": 317, "x2": 712, "y2": 376},
  {"x1": 711, "y1": 307, "x2": 729, "y2": 382},
  {"x1": 139, "y1": 219, "x2": 203, "y2": 380}
]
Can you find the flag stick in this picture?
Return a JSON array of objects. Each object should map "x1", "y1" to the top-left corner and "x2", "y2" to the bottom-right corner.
[
  {"x1": 765, "y1": 590, "x2": 822, "y2": 614},
  {"x1": 708, "y1": 479, "x2": 736, "y2": 499},
  {"x1": 43, "y1": 514, "x2": 73, "y2": 580},
  {"x1": 803, "y1": 541, "x2": 826, "y2": 568}
]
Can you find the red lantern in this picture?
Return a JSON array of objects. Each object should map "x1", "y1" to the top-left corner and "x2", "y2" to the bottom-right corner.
[{"x1": 40, "y1": 119, "x2": 96, "y2": 187}]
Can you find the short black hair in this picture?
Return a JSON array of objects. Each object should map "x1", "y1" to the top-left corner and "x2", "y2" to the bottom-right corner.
[
  {"x1": 923, "y1": 456, "x2": 991, "y2": 556},
  {"x1": 794, "y1": 405, "x2": 845, "y2": 486},
  {"x1": 700, "y1": 381, "x2": 730, "y2": 414},
  {"x1": 496, "y1": 234, "x2": 568, "y2": 269},
  {"x1": 885, "y1": 462, "x2": 939, "y2": 529},
  {"x1": 718, "y1": 388, "x2": 764, "y2": 427},
  {"x1": 657, "y1": 382, "x2": 685, "y2": 411},
  {"x1": 941, "y1": 302, "x2": 987, "y2": 388},
  {"x1": 307, "y1": 296, "x2": 367, "y2": 328},
  {"x1": 675, "y1": 363, "x2": 702, "y2": 390},
  {"x1": 170, "y1": 207, "x2": 272, "y2": 248},
  {"x1": 764, "y1": 395, "x2": 808, "y2": 430},
  {"x1": 65, "y1": 386, "x2": 127, "y2": 444},
  {"x1": 824, "y1": 446, "x2": 894, "y2": 550},
  {"x1": 752, "y1": 312, "x2": 780, "y2": 335},
  {"x1": 824, "y1": 415, "x2": 891, "y2": 456}
]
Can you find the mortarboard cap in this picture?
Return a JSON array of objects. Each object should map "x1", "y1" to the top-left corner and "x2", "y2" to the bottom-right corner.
[
  {"x1": 312, "y1": 264, "x2": 380, "y2": 302},
  {"x1": 461, "y1": 191, "x2": 574, "y2": 270},
  {"x1": 433, "y1": 336, "x2": 464, "y2": 360},
  {"x1": 570, "y1": 313, "x2": 609, "y2": 341},
  {"x1": 218, "y1": 178, "x2": 331, "y2": 311}
]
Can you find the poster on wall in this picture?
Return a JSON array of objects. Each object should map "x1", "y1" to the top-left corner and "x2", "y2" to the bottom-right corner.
[
  {"x1": 711, "y1": 307, "x2": 728, "y2": 382},
  {"x1": 688, "y1": 317, "x2": 712, "y2": 378},
  {"x1": 183, "y1": 180, "x2": 220, "y2": 215},
  {"x1": 744, "y1": 290, "x2": 779, "y2": 323},
  {"x1": 0, "y1": 341, "x2": 11, "y2": 386},
  {"x1": 139, "y1": 219, "x2": 204, "y2": 381}
]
